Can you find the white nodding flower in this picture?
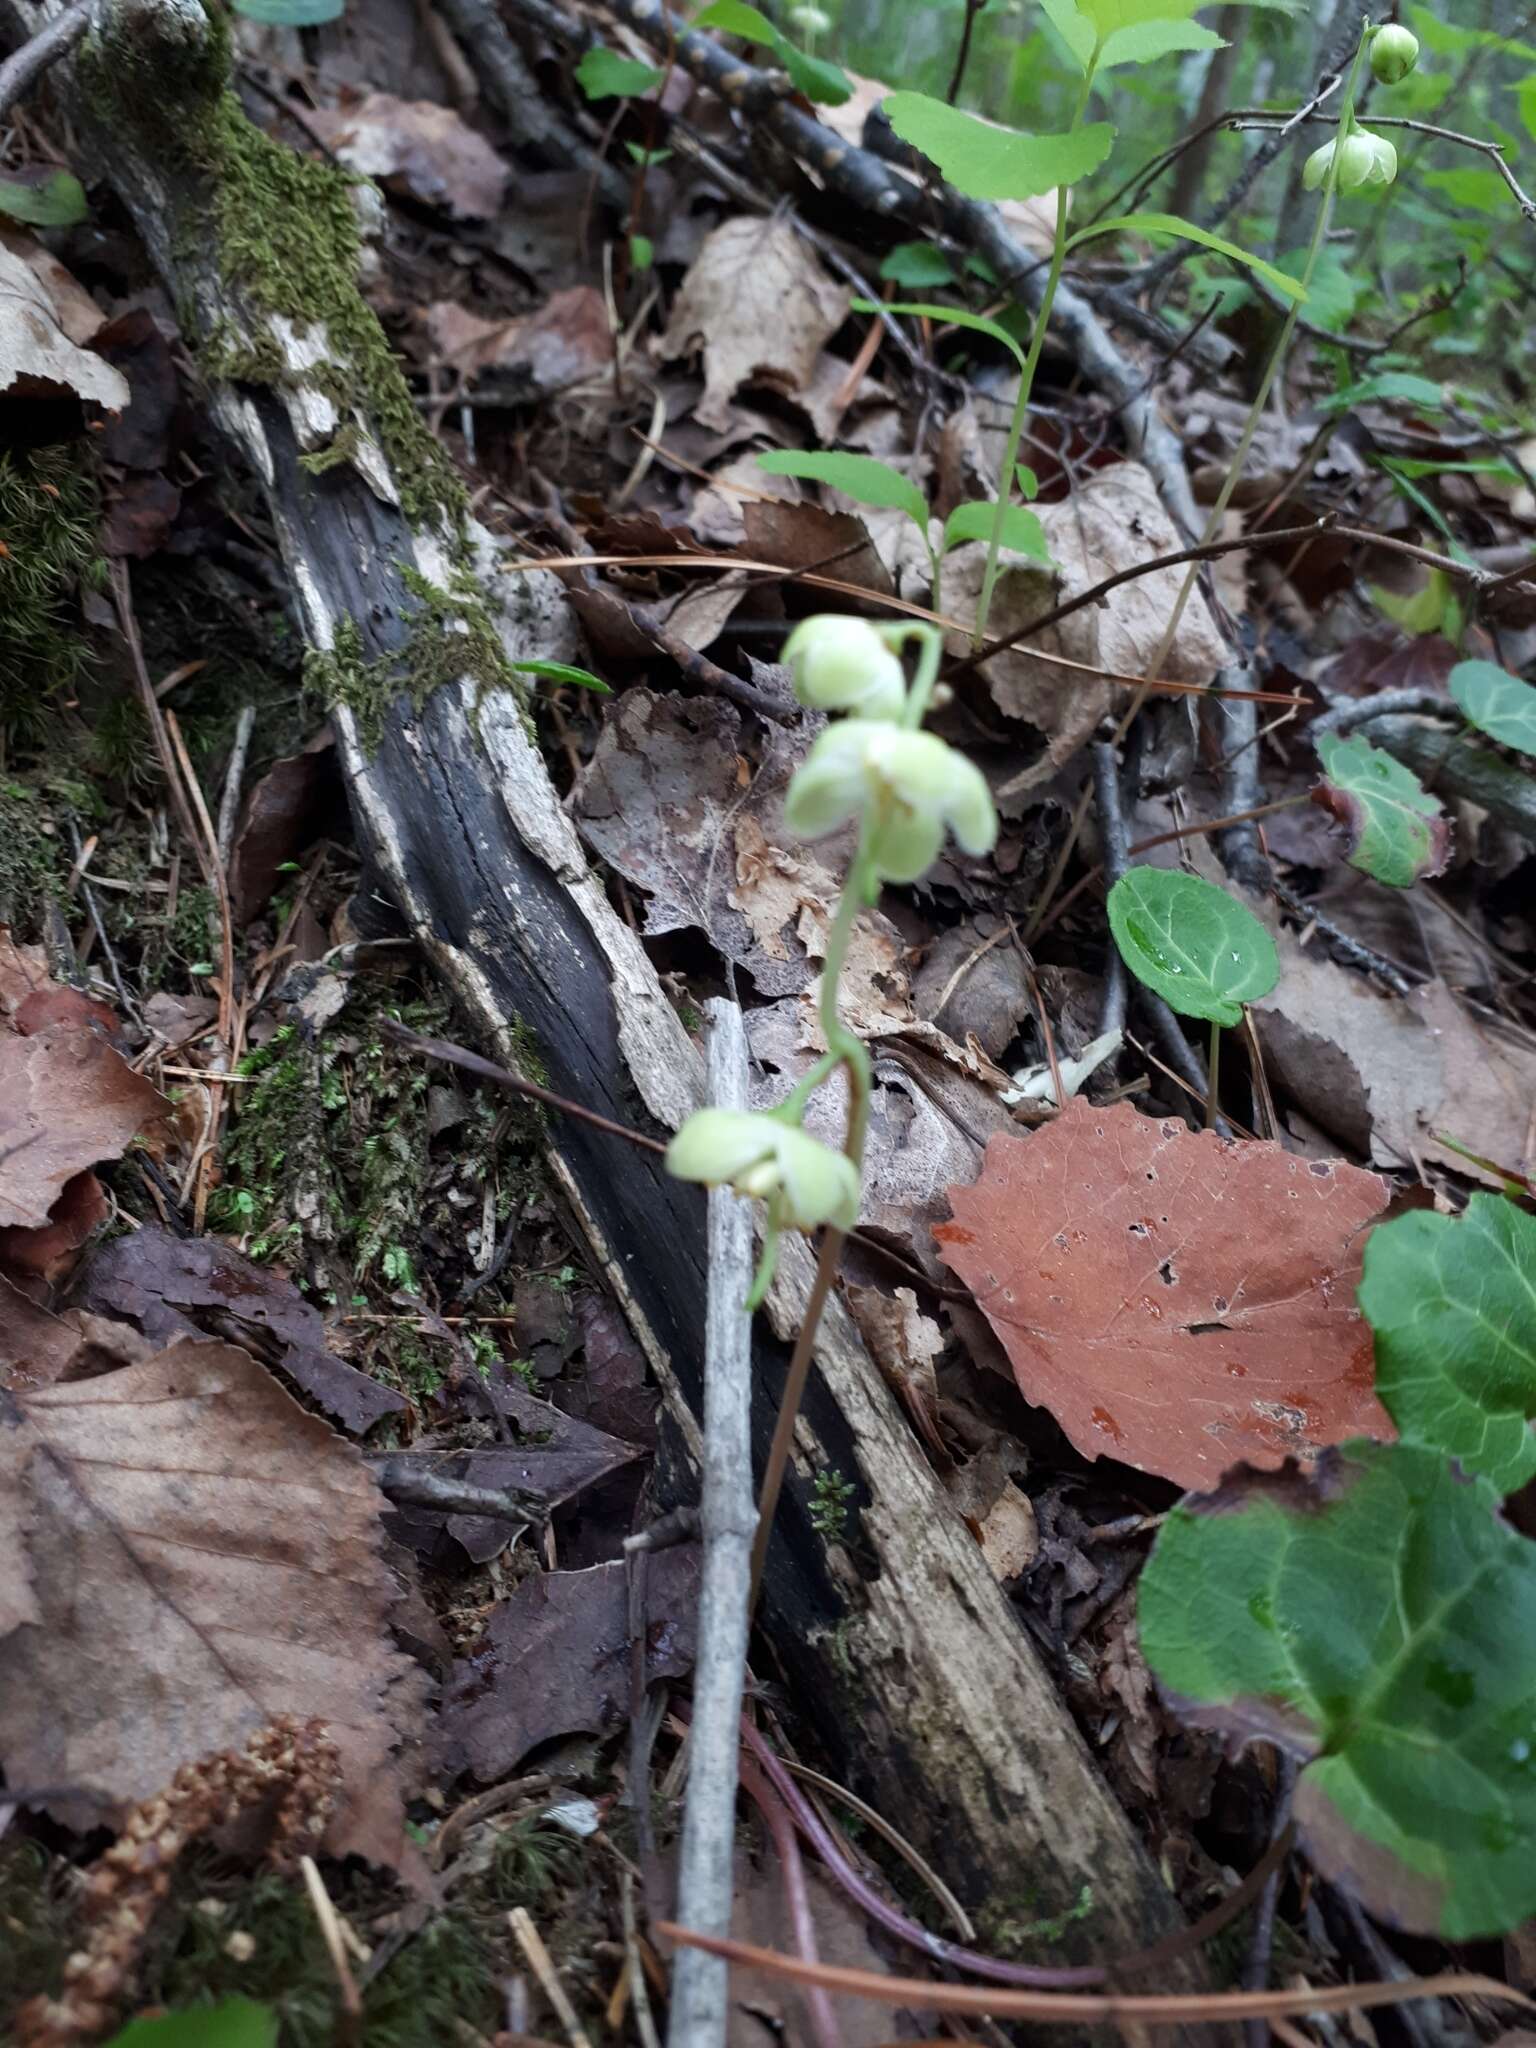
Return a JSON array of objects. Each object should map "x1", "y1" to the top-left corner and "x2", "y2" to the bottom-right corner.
[
  {"x1": 788, "y1": 2, "x2": 833, "y2": 31},
  {"x1": 1370, "y1": 24, "x2": 1419, "y2": 84},
  {"x1": 782, "y1": 615, "x2": 907, "y2": 722},
  {"x1": 785, "y1": 720, "x2": 998, "y2": 883},
  {"x1": 1303, "y1": 128, "x2": 1398, "y2": 194},
  {"x1": 666, "y1": 1108, "x2": 860, "y2": 1232}
]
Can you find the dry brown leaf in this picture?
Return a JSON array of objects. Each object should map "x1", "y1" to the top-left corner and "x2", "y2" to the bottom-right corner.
[
  {"x1": 0, "y1": 1338, "x2": 426, "y2": 1866},
  {"x1": 657, "y1": 216, "x2": 851, "y2": 432},
  {"x1": 0, "y1": 238, "x2": 128, "y2": 408},
  {"x1": 1254, "y1": 933, "x2": 1536, "y2": 1187},
  {"x1": 572, "y1": 689, "x2": 908, "y2": 1011},
  {"x1": 0, "y1": 222, "x2": 105, "y2": 344},
  {"x1": 0, "y1": 1021, "x2": 165, "y2": 1231},
  {"x1": 944, "y1": 463, "x2": 1227, "y2": 789},
  {"x1": 936, "y1": 1100, "x2": 1392, "y2": 1490},
  {"x1": 424, "y1": 286, "x2": 613, "y2": 392},
  {"x1": 0, "y1": 1272, "x2": 156, "y2": 1393},
  {"x1": 846, "y1": 1282, "x2": 947, "y2": 1464},
  {"x1": 308, "y1": 93, "x2": 508, "y2": 218}
]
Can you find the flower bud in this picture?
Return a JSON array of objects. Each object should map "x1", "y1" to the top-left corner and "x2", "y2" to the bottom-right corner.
[
  {"x1": 789, "y1": 2, "x2": 833, "y2": 32},
  {"x1": 1303, "y1": 128, "x2": 1397, "y2": 194},
  {"x1": 785, "y1": 720, "x2": 997, "y2": 882},
  {"x1": 782, "y1": 615, "x2": 906, "y2": 722},
  {"x1": 666, "y1": 1108, "x2": 860, "y2": 1232},
  {"x1": 1370, "y1": 24, "x2": 1419, "y2": 84}
]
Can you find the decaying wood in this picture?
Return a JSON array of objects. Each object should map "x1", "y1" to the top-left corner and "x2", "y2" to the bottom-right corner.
[{"x1": 24, "y1": 0, "x2": 1201, "y2": 1979}]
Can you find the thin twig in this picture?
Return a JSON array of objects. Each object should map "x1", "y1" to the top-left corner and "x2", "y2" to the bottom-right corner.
[
  {"x1": 667, "y1": 1001, "x2": 757, "y2": 2048},
  {"x1": 368, "y1": 1459, "x2": 544, "y2": 1528},
  {"x1": 216, "y1": 704, "x2": 256, "y2": 870},
  {"x1": 659, "y1": 1927, "x2": 1524, "y2": 2025},
  {"x1": 509, "y1": 1908, "x2": 594, "y2": 2048},
  {"x1": 740, "y1": 1759, "x2": 842, "y2": 2048},
  {"x1": 300, "y1": 1855, "x2": 364, "y2": 2047},
  {"x1": 0, "y1": 0, "x2": 90, "y2": 121},
  {"x1": 1241, "y1": 1756, "x2": 1297, "y2": 2048},
  {"x1": 1090, "y1": 741, "x2": 1129, "y2": 1041}
]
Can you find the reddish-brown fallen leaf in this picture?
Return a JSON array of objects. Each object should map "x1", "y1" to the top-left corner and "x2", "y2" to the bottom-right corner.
[
  {"x1": 0, "y1": 1020, "x2": 165, "y2": 1232},
  {"x1": 306, "y1": 93, "x2": 509, "y2": 218},
  {"x1": 937, "y1": 1100, "x2": 1392, "y2": 1489},
  {"x1": 0, "y1": 1337, "x2": 427, "y2": 1866},
  {"x1": 0, "y1": 1167, "x2": 108, "y2": 1292}
]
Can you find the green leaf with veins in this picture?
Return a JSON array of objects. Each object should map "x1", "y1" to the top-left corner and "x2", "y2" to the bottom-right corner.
[
  {"x1": 941, "y1": 499, "x2": 1051, "y2": 562},
  {"x1": 1449, "y1": 660, "x2": 1536, "y2": 759},
  {"x1": 1041, "y1": 0, "x2": 1224, "y2": 69},
  {"x1": 574, "y1": 47, "x2": 664, "y2": 98},
  {"x1": 1067, "y1": 213, "x2": 1306, "y2": 301},
  {"x1": 1106, "y1": 866, "x2": 1278, "y2": 1027},
  {"x1": 1314, "y1": 731, "x2": 1450, "y2": 889},
  {"x1": 883, "y1": 92, "x2": 1114, "y2": 202},
  {"x1": 754, "y1": 449, "x2": 930, "y2": 534},
  {"x1": 1360, "y1": 1195, "x2": 1536, "y2": 1493},
  {"x1": 1139, "y1": 1438, "x2": 1536, "y2": 1939}
]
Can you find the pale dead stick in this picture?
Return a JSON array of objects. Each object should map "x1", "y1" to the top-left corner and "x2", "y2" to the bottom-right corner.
[
  {"x1": 300, "y1": 1854, "x2": 364, "y2": 2044},
  {"x1": 510, "y1": 1905, "x2": 595, "y2": 2048}
]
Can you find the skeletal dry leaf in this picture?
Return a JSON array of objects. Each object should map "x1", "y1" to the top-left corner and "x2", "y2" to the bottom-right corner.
[
  {"x1": 658, "y1": 215, "x2": 851, "y2": 432},
  {"x1": 307, "y1": 93, "x2": 509, "y2": 218},
  {"x1": 943, "y1": 464, "x2": 1226, "y2": 789},
  {"x1": 0, "y1": 1338, "x2": 427, "y2": 1867},
  {"x1": 937, "y1": 1100, "x2": 1392, "y2": 1489}
]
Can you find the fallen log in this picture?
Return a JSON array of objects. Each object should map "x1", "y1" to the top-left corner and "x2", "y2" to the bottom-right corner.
[{"x1": 17, "y1": 0, "x2": 1200, "y2": 1980}]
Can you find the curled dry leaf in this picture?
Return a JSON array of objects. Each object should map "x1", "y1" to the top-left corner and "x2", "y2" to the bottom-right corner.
[
  {"x1": 943, "y1": 464, "x2": 1226, "y2": 789},
  {"x1": 936, "y1": 1100, "x2": 1392, "y2": 1490},
  {"x1": 0, "y1": 1339, "x2": 428, "y2": 1867},
  {"x1": 306, "y1": 93, "x2": 509, "y2": 219},
  {"x1": 73, "y1": 1223, "x2": 406, "y2": 1435},
  {"x1": 424, "y1": 286, "x2": 614, "y2": 394},
  {"x1": 657, "y1": 215, "x2": 851, "y2": 432}
]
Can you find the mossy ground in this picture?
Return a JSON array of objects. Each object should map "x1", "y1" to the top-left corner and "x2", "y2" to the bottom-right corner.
[
  {"x1": 0, "y1": 447, "x2": 105, "y2": 754},
  {"x1": 1, "y1": 1816, "x2": 592, "y2": 2047}
]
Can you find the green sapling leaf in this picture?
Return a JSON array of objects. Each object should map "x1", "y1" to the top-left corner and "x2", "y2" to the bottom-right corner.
[
  {"x1": 882, "y1": 93, "x2": 1114, "y2": 202},
  {"x1": 1360, "y1": 1194, "x2": 1536, "y2": 1492},
  {"x1": 575, "y1": 48, "x2": 665, "y2": 99},
  {"x1": 1448, "y1": 659, "x2": 1536, "y2": 758},
  {"x1": 1106, "y1": 867, "x2": 1279, "y2": 1028},
  {"x1": 942, "y1": 499, "x2": 1051, "y2": 563},
  {"x1": 1066, "y1": 214, "x2": 1307, "y2": 302},
  {"x1": 693, "y1": 0, "x2": 852, "y2": 103},
  {"x1": 755, "y1": 450, "x2": 930, "y2": 535},
  {"x1": 855, "y1": 298, "x2": 1027, "y2": 371},
  {"x1": 1313, "y1": 731, "x2": 1450, "y2": 889},
  {"x1": 1139, "y1": 1438, "x2": 1536, "y2": 1939},
  {"x1": 508, "y1": 659, "x2": 612, "y2": 693}
]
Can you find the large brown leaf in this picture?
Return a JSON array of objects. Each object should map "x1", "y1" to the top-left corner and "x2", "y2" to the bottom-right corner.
[
  {"x1": 0, "y1": 1019, "x2": 165, "y2": 1231},
  {"x1": 0, "y1": 1338, "x2": 426, "y2": 1865},
  {"x1": 936, "y1": 1101, "x2": 1392, "y2": 1489}
]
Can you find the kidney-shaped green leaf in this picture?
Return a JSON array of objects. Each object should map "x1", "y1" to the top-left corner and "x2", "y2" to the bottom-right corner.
[
  {"x1": 1449, "y1": 659, "x2": 1536, "y2": 758},
  {"x1": 755, "y1": 449, "x2": 930, "y2": 534},
  {"x1": 107, "y1": 1999, "x2": 278, "y2": 2048},
  {"x1": 0, "y1": 168, "x2": 88, "y2": 227},
  {"x1": 858, "y1": 298, "x2": 1027, "y2": 371},
  {"x1": 575, "y1": 47, "x2": 665, "y2": 99},
  {"x1": 1106, "y1": 866, "x2": 1279, "y2": 1027},
  {"x1": 883, "y1": 92, "x2": 1114, "y2": 202},
  {"x1": 942, "y1": 498, "x2": 1051, "y2": 562},
  {"x1": 1313, "y1": 731, "x2": 1450, "y2": 889},
  {"x1": 1360, "y1": 1194, "x2": 1536, "y2": 1493},
  {"x1": 1139, "y1": 1438, "x2": 1536, "y2": 1939}
]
